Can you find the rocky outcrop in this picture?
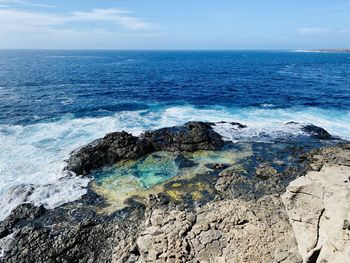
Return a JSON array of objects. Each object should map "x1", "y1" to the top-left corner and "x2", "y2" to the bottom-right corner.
[
  {"x1": 301, "y1": 124, "x2": 333, "y2": 140},
  {"x1": 141, "y1": 122, "x2": 224, "y2": 152},
  {"x1": 285, "y1": 122, "x2": 333, "y2": 140},
  {"x1": 282, "y1": 144, "x2": 350, "y2": 263},
  {"x1": 0, "y1": 200, "x2": 146, "y2": 263},
  {"x1": 66, "y1": 121, "x2": 336, "y2": 176},
  {"x1": 129, "y1": 196, "x2": 300, "y2": 263},
  {"x1": 66, "y1": 131, "x2": 152, "y2": 175},
  {"x1": 66, "y1": 122, "x2": 224, "y2": 175}
]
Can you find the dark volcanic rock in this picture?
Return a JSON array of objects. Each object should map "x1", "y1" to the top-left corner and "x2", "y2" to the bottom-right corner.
[
  {"x1": 0, "y1": 204, "x2": 45, "y2": 239},
  {"x1": 216, "y1": 121, "x2": 247, "y2": 129},
  {"x1": 285, "y1": 121, "x2": 299, "y2": 125},
  {"x1": 66, "y1": 131, "x2": 153, "y2": 175},
  {"x1": 302, "y1": 124, "x2": 332, "y2": 140},
  {"x1": 205, "y1": 163, "x2": 230, "y2": 170},
  {"x1": 141, "y1": 122, "x2": 224, "y2": 152},
  {"x1": 66, "y1": 122, "x2": 224, "y2": 175},
  {"x1": 0, "y1": 202, "x2": 146, "y2": 263}
]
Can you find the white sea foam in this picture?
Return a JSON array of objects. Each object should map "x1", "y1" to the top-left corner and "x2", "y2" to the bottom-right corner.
[{"x1": 0, "y1": 105, "x2": 349, "y2": 220}]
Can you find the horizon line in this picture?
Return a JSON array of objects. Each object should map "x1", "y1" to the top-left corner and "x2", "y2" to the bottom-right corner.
[
  {"x1": 0, "y1": 48, "x2": 306, "y2": 51},
  {"x1": 0, "y1": 48, "x2": 347, "y2": 52}
]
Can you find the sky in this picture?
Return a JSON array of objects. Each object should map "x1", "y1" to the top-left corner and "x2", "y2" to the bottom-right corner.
[{"x1": 0, "y1": 0, "x2": 349, "y2": 49}]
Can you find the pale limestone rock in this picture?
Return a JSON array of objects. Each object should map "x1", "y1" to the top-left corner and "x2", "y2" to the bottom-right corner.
[
  {"x1": 283, "y1": 165, "x2": 350, "y2": 263},
  {"x1": 131, "y1": 196, "x2": 301, "y2": 263}
]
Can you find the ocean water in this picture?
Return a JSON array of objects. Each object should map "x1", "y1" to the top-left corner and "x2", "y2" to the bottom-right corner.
[{"x1": 0, "y1": 50, "x2": 349, "y2": 220}]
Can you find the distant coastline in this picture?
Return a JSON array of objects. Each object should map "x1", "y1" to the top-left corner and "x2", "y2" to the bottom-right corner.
[{"x1": 293, "y1": 48, "x2": 350, "y2": 53}]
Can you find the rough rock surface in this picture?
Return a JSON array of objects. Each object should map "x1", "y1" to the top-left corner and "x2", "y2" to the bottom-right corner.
[
  {"x1": 282, "y1": 144, "x2": 350, "y2": 263},
  {"x1": 301, "y1": 124, "x2": 333, "y2": 140},
  {"x1": 141, "y1": 122, "x2": 224, "y2": 152},
  {"x1": 67, "y1": 122, "x2": 224, "y2": 175},
  {"x1": 284, "y1": 122, "x2": 333, "y2": 140},
  {"x1": 0, "y1": 200, "x2": 146, "y2": 263},
  {"x1": 129, "y1": 196, "x2": 300, "y2": 263}
]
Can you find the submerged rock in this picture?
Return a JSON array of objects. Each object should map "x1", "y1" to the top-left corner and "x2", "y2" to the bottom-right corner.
[{"x1": 255, "y1": 163, "x2": 278, "y2": 179}]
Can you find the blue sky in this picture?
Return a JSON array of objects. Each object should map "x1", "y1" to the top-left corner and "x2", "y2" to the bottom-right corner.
[{"x1": 0, "y1": 0, "x2": 349, "y2": 49}]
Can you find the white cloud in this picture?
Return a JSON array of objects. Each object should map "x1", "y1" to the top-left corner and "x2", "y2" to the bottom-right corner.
[
  {"x1": 0, "y1": 0, "x2": 54, "y2": 8},
  {"x1": 0, "y1": 7, "x2": 157, "y2": 48},
  {"x1": 0, "y1": 8, "x2": 153, "y2": 33},
  {"x1": 68, "y1": 9, "x2": 152, "y2": 31},
  {"x1": 297, "y1": 27, "x2": 350, "y2": 36},
  {"x1": 296, "y1": 27, "x2": 331, "y2": 35}
]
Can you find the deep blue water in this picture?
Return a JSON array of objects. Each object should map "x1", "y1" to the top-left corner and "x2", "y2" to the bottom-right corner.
[
  {"x1": 0, "y1": 50, "x2": 349, "y2": 125},
  {"x1": 0, "y1": 50, "x2": 350, "y2": 220}
]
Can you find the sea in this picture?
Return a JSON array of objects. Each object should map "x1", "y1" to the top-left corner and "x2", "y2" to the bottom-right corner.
[{"x1": 0, "y1": 50, "x2": 349, "y2": 220}]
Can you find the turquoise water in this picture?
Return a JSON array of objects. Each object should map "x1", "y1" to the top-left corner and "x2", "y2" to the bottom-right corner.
[{"x1": 95, "y1": 152, "x2": 179, "y2": 191}]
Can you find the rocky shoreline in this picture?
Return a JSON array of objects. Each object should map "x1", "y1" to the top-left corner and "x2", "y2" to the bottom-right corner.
[{"x1": 0, "y1": 122, "x2": 349, "y2": 262}]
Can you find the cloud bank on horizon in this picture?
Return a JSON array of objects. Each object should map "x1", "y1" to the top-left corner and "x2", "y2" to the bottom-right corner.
[{"x1": 0, "y1": 0, "x2": 349, "y2": 49}]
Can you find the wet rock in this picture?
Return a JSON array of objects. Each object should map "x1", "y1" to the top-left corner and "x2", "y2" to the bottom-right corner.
[
  {"x1": 174, "y1": 154, "x2": 197, "y2": 169},
  {"x1": 67, "y1": 122, "x2": 224, "y2": 176},
  {"x1": 215, "y1": 165, "x2": 287, "y2": 200},
  {"x1": 148, "y1": 193, "x2": 171, "y2": 206},
  {"x1": 204, "y1": 163, "x2": 230, "y2": 170},
  {"x1": 215, "y1": 170, "x2": 251, "y2": 193},
  {"x1": 255, "y1": 163, "x2": 278, "y2": 179},
  {"x1": 215, "y1": 121, "x2": 247, "y2": 129},
  {"x1": 66, "y1": 131, "x2": 152, "y2": 175},
  {"x1": 302, "y1": 124, "x2": 332, "y2": 140},
  {"x1": 286, "y1": 121, "x2": 300, "y2": 125},
  {"x1": 141, "y1": 121, "x2": 224, "y2": 152}
]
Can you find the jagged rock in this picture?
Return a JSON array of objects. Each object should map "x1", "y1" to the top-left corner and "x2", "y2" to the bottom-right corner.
[
  {"x1": 286, "y1": 121, "x2": 300, "y2": 125},
  {"x1": 0, "y1": 203, "x2": 146, "y2": 263},
  {"x1": 141, "y1": 121, "x2": 224, "y2": 152},
  {"x1": 66, "y1": 122, "x2": 224, "y2": 175},
  {"x1": 307, "y1": 144, "x2": 350, "y2": 170},
  {"x1": 302, "y1": 124, "x2": 332, "y2": 140},
  {"x1": 131, "y1": 196, "x2": 301, "y2": 263},
  {"x1": 66, "y1": 132, "x2": 152, "y2": 175},
  {"x1": 215, "y1": 165, "x2": 288, "y2": 200},
  {"x1": 215, "y1": 121, "x2": 247, "y2": 129},
  {"x1": 255, "y1": 163, "x2": 278, "y2": 179},
  {"x1": 282, "y1": 165, "x2": 350, "y2": 263},
  {"x1": 204, "y1": 163, "x2": 230, "y2": 170}
]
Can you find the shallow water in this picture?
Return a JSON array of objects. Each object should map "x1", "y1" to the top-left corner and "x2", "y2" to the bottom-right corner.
[{"x1": 92, "y1": 148, "x2": 252, "y2": 210}]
